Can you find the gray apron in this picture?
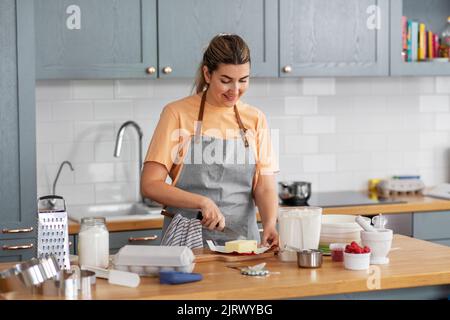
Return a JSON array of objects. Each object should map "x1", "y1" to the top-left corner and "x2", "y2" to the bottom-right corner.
[{"x1": 161, "y1": 90, "x2": 260, "y2": 247}]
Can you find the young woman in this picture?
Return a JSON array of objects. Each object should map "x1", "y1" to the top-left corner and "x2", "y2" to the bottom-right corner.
[{"x1": 141, "y1": 34, "x2": 279, "y2": 248}]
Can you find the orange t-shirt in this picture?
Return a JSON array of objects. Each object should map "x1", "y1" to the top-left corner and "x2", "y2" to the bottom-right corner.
[{"x1": 144, "y1": 93, "x2": 279, "y2": 190}]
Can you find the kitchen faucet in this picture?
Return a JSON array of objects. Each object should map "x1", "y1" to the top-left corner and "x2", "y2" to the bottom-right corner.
[
  {"x1": 114, "y1": 120, "x2": 144, "y2": 203},
  {"x1": 53, "y1": 160, "x2": 74, "y2": 196}
]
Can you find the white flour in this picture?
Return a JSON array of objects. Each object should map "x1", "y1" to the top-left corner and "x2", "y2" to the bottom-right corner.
[{"x1": 278, "y1": 208, "x2": 322, "y2": 262}]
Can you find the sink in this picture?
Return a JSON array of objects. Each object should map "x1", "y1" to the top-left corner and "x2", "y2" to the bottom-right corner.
[{"x1": 68, "y1": 203, "x2": 163, "y2": 222}]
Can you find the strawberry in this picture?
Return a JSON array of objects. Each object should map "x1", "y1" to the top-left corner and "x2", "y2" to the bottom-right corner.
[
  {"x1": 345, "y1": 245, "x2": 352, "y2": 252},
  {"x1": 350, "y1": 241, "x2": 359, "y2": 248},
  {"x1": 354, "y1": 247, "x2": 363, "y2": 254},
  {"x1": 363, "y1": 246, "x2": 371, "y2": 253}
]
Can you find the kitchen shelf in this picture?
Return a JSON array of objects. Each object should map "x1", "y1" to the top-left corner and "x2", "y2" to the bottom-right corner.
[{"x1": 390, "y1": 0, "x2": 450, "y2": 76}]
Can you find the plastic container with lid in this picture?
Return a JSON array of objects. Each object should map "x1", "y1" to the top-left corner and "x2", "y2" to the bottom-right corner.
[
  {"x1": 440, "y1": 16, "x2": 450, "y2": 57},
  {"x1": 329, "y1": 243, "x2": 346, "y2": 262},
  {"x1": 112, "y1": 245, "x2": 195, "y2": 276},
  {"x1": 78, "y1": 217, "x2": 109, "y2": 269}
]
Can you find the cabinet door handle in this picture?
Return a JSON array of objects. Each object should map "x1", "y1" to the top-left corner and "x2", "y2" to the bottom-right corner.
[
  {"x1": 128, "y1": 235, "x2": 158, "y2": 242},
  {"x1": 282, "y1": 65, "x2": 292, "y2": 73},
  {"x1": 146, "y1": 66, "x2": 156, "y2": 74},
  {"x1": 2, "y1": 227, "x2": 34, "y2": 234},
  {"x1": 162, "y1": 66, "x2": 173, "y2": 74},
  {"x1": 2, "y1": 243, "x2": 34, "y2": 250}
]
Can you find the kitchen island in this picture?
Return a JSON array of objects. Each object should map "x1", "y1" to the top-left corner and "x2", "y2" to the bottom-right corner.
[{"x1": 2, "y1": 235, "x2": 450, "y2": 300}]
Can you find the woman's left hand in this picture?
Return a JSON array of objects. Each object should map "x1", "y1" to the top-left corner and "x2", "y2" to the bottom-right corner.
[{"x1": 261, "y1": 226, "x2": 279, "y2": 249}]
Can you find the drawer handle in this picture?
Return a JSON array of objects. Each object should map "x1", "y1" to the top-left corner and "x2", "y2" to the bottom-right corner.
[
  {"x1": 2, "y1": 243, "x2": 34, "y2": 250},
  {"x1": 128, "y1": 235, "x2": 158, "y2": 242},
  {"x1": 2, "y1": 227, "x2": 34, "y2": 234}
]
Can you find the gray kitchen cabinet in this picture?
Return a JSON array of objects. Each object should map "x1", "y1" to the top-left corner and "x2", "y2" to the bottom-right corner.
[
  {"x1": 0, "y1": 238, "x2": 37, "y2": 263},
  {"x1": 280, "y1": 0, "x2": 389, "y2": 77},
  {"x1": 35, "y1": 0, "x2": 157, "y2": 79},
  {"x1": 157, "y1": 0, "x2": 278, "y2": 78},
  {"x1": 382, "y1": 213, "x2": 413, "y2": 237},
  {"x1": 0, "y1": 0, "x2": 37, "y2": 262},
  {"x1": 109, "y1": 229, "x2": 162, "y2": 254},
  {"x1": 390, "y1": 0, "x2": 450, "y2": 76},
  {"x1": 413, "y1": 211, "x2": 450, "y2": 246}
]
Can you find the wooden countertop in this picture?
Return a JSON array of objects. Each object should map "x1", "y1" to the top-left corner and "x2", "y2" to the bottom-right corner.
[
  {"x1": 68, "y1": 194, "x2": 450, "y2": 234},
  {"x1": 2, "y1": 235, "x2": 450, "y2": 300}
]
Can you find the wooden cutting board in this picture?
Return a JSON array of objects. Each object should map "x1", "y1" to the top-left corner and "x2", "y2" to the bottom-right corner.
[{"x1": 193, "y1": 248, "x2": 276, "y2": 263}]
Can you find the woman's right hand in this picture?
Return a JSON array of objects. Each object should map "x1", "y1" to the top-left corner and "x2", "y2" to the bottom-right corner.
[{"x1": 198, "y1": 197, "x2": 225, "y2": 231}]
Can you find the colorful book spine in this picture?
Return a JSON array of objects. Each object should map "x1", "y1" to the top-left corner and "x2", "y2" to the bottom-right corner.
[
  {"x1": 418, "y1": 23, "x2": 426, "y2": 61},
  {"x1": 402, "y1": 16, "x2": 408, "y2": 61},
  {"x1": 434, "y1": 34, "x2": 440, "y2": 58},
  {"x1": 428, "y1": 31, "x2": 434, "y2": 59},
  {"x1": 411, "y1": 21, "x2": 419, "y2": 62},
  {"x1": 407, "y1": 20, "x2": 413, "y2": 62}
]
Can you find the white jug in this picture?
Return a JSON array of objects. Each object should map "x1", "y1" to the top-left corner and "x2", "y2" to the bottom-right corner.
[{"x1": 278, "y1": 207, "x2": 322, "y2": 262}]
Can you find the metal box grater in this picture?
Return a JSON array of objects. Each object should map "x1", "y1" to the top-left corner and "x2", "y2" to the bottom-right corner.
[{"x1": 37, "y1": 195, "x2": 70, "y2": 270}]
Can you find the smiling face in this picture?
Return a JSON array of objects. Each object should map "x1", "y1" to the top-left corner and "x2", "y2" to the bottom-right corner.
[{"x1": 203, "y1": 63, "x2": 250, "y2": 108}]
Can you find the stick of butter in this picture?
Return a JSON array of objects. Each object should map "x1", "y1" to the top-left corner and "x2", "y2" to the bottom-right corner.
[{"x1": 224, "y1": 240, "x2": 257, "y2": 253}]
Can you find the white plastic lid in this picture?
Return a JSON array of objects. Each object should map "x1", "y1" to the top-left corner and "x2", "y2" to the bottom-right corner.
[{"x1": 113, "y1": 245, "x2": 195, "y2": 267}]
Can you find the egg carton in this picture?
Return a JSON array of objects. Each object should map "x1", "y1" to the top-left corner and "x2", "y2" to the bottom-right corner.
[
  {"x1": 112, "y1": 262, "x2": 195, "y2": 276},
  {"x1": 377, "y1": 178, "x2": 425, "y2": 198}
]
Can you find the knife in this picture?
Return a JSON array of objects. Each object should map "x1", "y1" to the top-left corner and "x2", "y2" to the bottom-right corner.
[{"x1": 196, "y1": 212, "x2": 244, "y2": 240}]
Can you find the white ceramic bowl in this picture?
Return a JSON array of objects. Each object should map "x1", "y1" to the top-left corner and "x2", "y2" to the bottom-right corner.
[
  {"x1": 361, "y1": 229, "x2": 393, "y2": 265},
  {"x1": 343, "y1": 252, "x2": 371, "y2": 270}
]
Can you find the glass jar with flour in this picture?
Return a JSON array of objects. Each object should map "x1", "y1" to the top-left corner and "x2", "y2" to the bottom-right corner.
[
  {"x1": 78, "y1": 217, "x2": 109, "y2": 268},
  {"x1": 278, "y1": 207, "x2": 322, "y2": 262}
]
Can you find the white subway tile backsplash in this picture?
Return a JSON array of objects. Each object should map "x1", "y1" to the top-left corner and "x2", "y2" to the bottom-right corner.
[
  {"x1": 58, "y1": 184, "x2": 95, "y2": 206},
  {"x1": 336, "y1": 153, "x2": 370, "y2": 172},
  {"x1": 267, "y1": 78, "x2": 302, "y2": 96},
  {"x1": 302, "y1": 116, "x2": 335, "y2": 134},
  {"x1": 353, "y1": 96, "x2": 387, "y2": 114},
  {"x1": 435, "y1": 77, "x2": 450, "y2": 93},
  {"x1": 95, "y1": 182, "x2": 139, "y2": 204},
  {"x1": 302, "y1": 78, "x2": 335, "y2": 96},
  {"x1": 419, "y1": 95, "x2": 449, "y2": 113},
  {"x1": 420, "y1": 132, "x2": 449, "y2": 149},
  {"x1": 115, "y1": 162, "x2": 139, "y2": 182},
  {"x1": 74, "y1": 163, "x2": 115, "y2": 184},
  {"x1": 319, "y1": 134, "x2": 354, "y2": 153},
  {"x1": 303, "y1": 154, "x2": 336, "y2": 173},
  {"x1": 318, "y1": 96, "x2": 354, "y2": 114},
  {"x1": 35, "y1": 76, "x2": 450, "y2": 199},
  {"x1": 115, "y1": 80, "x2": 154, "y2": 99},
  {"x1": 285, "y1": 97, "x2": 318, "y2": 115},
  {"x1": 435, "y1": 114, "x2": 450, "y2": 130},
  {"x1": 72, "y1": 80, "x2": 114, "y2": 99},
  {"x1": 53, "y1": 101, "x2": 94, "y2": 121},
  {"x1": 37, "y1": 122, "x2": 74, "y2": 143},
  {"x1": 387, "y1": 95, "x2": 419, "y2": 113},
  {"x1": 36, "y1": 102, "x2": 53, "y2": 122},
  {"x1": 353, "y1": 134, "x2": 388, "y2": 152},
  {"x1": 53, "y1": 142, "x2": 95, "y2": 163},
  {"x1": 74, "y1": 121, "x2": 116, "y2": 142},
  {"x1": 284, "y1": 135, "x2": 318, "y2": 154},
  {"x1": 36, "y1": 143, "x2": 53, "y2": 164},
  {"x1": 94, "y1": 100, "x2": 133, "y2": 120},
  {"x1": 36, "y1": 80, "x2": 72, "y2": 101},
  {"x1": 401, "y1": 77, "x2": 435, "y2": 94}
]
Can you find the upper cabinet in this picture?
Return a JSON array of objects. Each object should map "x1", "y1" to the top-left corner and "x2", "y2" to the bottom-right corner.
[
  {"x1": 390, "y1": 0, "x2": 450, "y2": 76},
  {"x1": 35, "y1": 0, "x2": 157, "y2": 79},
  {"x1": 0, "y1": 0, "x2": 37, "y2": 261},
  {"x1": 157, "y1": 0, "x2": 278, "y2": 78},
  {"x1": 280, "y1": 0, "x2": 390, "y2": 77}
]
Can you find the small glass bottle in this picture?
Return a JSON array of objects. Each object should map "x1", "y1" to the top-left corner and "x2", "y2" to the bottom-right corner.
[{"x1": 78, "y1": 217, "x2": 109, "y2": 268}]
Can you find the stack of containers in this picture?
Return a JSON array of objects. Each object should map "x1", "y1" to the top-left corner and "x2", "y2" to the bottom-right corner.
[
  {"x1": 112, "y1": 245, "x2": 195, "y2": 276},
  {"x1": 320, "y1": 215, "x2": 368, "y2": 246}
]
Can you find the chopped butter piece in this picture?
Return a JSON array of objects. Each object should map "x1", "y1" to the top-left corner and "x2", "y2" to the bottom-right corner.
[{"x1": 225, "y1": 240, "x2": 257, "y2": 253}]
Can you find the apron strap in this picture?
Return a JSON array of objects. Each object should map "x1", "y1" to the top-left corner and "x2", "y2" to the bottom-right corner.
[{"x1": 195, "y1": 89, "x2": 249, "y2": 148}]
